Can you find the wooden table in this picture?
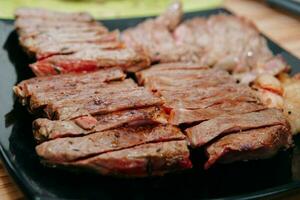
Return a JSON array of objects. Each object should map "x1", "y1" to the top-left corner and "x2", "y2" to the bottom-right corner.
[{"x1": 1, "y1": 0, "x2": 300, "y2": 199}]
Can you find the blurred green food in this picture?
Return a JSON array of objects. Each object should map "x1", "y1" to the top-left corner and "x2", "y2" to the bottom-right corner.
[{"x1": 0, "y1": 0, "x2": 222, "y2": 19}]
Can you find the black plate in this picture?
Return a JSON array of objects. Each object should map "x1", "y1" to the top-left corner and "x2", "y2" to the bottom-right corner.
[
  {"x1": 267, "y1": 0, "x2": 300, "y2": 15},
  {"x1": 1, "y1": 8, "x2": 300, "y2": 200}
]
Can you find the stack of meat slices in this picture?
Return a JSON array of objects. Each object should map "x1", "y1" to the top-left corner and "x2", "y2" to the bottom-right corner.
[
  {"x1": 12, "y1": 4, "x2": 294, "y2": 177},
  {"x1": 122, "y1": 2, "x2": 288, "y2": 84},
  {"x1": 14, "y1": 68, "x2": 192, "y2": 177},
  {"x1": 15, "y1": 8, "x2": 150, "y2": 76},
  {"x1": 136, "y1": 62, "x2": 293, "y2": 169}
]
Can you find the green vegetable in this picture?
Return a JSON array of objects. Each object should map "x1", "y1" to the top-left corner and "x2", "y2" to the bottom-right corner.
[{"x1": 0, "y1": 0, "x2": 222, "y2": 19}]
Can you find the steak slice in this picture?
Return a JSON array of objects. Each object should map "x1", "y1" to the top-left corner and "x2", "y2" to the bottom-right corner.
[
  {"x1": 36, "y1": 125, "x2": 185, "y2": 162},
  {"x1": 13, "y1": 68, "x2": 125, "y2": 104},
  {"x1": 122, "y1": 2, "x2": 183, "y2": 63},
  {"x1": 138, "y1": 68, "x2": 234, "y2": 90},
  {"x1": 33, "y1": 106, "x2": 167, "y2": 142},
  {"x1": 15, "y1": 8, "x2": 94, "y2": 22},
  {"x1": 30, "y1": 48, "x2": 150, "y2": 76},
  {"x1": 15, "y1": 18, "x2": 103, "y2": 32},
  {"x1": 159, "y1": 84, "x2": 259, "y2": 110},
  {"x1": 142, "y1": 72, "x2": 234, "y2": 92},
  {"x1": 175, "y1": 14, "x2": 273, "y2": 71},
  {"x1": 174, "y1": 14, "x2": 287, "y2": 81},
  {"x1": 21, "y1": 30, "x2": 120, "y2": 57},
  {"x1": 137, "y1": 67, "x2": 222, "y2": 84},
  {"x1": 35, "y1": 42, "x2": 123, "y2": 60},
  {"x1": 45, "y1": 87, "x2": 163, "y2": 120},
  {"x1": 51, "y1": 140, "x2": 192, "y2": 177},
  {"x1": 204, "y1": 125, "x2": 292, "y2": 169},
  {"x1": 186, "y1": 108, "x2": 288, "y2": 147},
  {"x1": 169, "y1": 102, "x2": 266, "y2": 125},
  {"x1": 17, "y1": 23, "x2": 108, "y2": 39},
  {"x1": 138, "y1": 62, "x2": 207, "y2": 72},
  {"x1": 29, "y1": 79, "x2": 137, "y2": 111}
]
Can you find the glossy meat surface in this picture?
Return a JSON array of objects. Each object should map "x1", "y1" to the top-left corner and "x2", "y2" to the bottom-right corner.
[
  {"x1": 59, "y1": 140, "x2": 192, "y2": 177},
  {"x1": 36, "y1": 125, "x2": 186, "y2": 162},
  {"x1": 205, "y1": 125, "x2": 292, "y2": 169}
]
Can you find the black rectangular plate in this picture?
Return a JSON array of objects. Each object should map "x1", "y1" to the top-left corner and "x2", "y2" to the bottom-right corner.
[{"x1": 1, "y1": 8, "x2": 300, "y2": 200}]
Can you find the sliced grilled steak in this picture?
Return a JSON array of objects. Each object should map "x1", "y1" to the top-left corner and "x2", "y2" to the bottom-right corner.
[
  {"x1": 17, "y1": 23, "x2": 108, "y2": 39},
  {"x1": 204, "y1": 125, "x2": 292, "y2": 169},
  {"x1": 63, "y1": 140, "x2": 192, "y2": 177},
  {"x1": 21, "y1": 30, "x2": 120, "y2": 57},
  {"x1": 169, "y1": 102, "x2": 266, "y2": 125},
  {"x1": 15, "y1": 8, "x2": 94, "y2": 22},
  {"x1": 137, "y1": 68, "x2": 232, "y2": 87},
  {"x1": 137, "y1": 67, "x2": 223, "y2": 84},
  {"x1": 175, "y1": 15, "x2": 272, "y2": 71},
  {"x1": 122, "y1": 2, "x2": 186, "y2": 63},
  {"x1": 122, "y1": 19, "x2": 174, "y2": 63},
  {"x1": 138, "y1": 62, "x2": 207, "y2": 72},
  {"x1": 30, "y1": 48, "x2": 150, "y2": 76},
  {"x1": 15, "y1": 18, "x2": 103, "y2": 32},
  {"x1": 159, "y1": 85, "x2": 259, "y2": 110},
  {"x1": 33, "y1": 106, "x2": 167, "y2": 142},
  {"x1": 35, "y1": 42, "x2": 123, "y2": 60},
  {"x1": 36, "y1": 124, "x2": 185, "y2": 162},
  {"x1": 147, "y1": 78, "x2": 233, "y2": 93},
  {"x1": 29, "y1": 79, "x2": 137, "y2": 111},
  {"x1": 45, "y1": 87, "x2": 163, "y2": 120},
  {"x1": 141, "y1": 71, "x2": 234, "y2": 92},
  {"x1": 174, "y1": 14, "x2": 287, "y2": 81},
  {"x1": 186, "y1": 108, "x2": 288, "y2": 147},
  {"x1": 13, "y1": 68, "x2": 125, "y2": 104},
  {"x1": 137, "y1": 65, "x2": 263, "y2": 125}
]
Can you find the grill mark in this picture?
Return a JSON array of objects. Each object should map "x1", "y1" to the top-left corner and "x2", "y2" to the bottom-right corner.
[{"x1": 50, "y1": 137, "x2": 186, "y2": 163}]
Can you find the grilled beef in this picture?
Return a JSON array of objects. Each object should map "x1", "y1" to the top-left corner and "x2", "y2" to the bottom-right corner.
[
  {"x1": 63, "y1": 140, "x2": 192, "y2": 177},
  {"x1": 123, "y1": 8, "x2": 287, "y2": 83},
  {"x1": 136, "y1": 65, "x2": 261, "y2": 120},
  {"x1": 137, "y1": 62, "x2": 292, "y2": 168},
  {"x1": 186, "y1": 108, "x2": 288, "y2": 147},
  {"x1": 139, "y1": 69, "x2": 234, "y2": 92},
  {"x1": 175, "y1": 14, "x2": 288, "y2": 77},
  {"x1": 36, "y1": 125, "x2": 185, "y2": 162},
  {"x1": 16, "y1": 21, "x2": 108, "y2": 39},
  {"x1": 13, "y1": 68, "x2": 125, "y2": 105},
  {"x1": 204, "y1": 125, "x2": 292, "y2": 169},
  {"x1": 137, "y1": 62, "x2": 207, "y2": 73},
  {"x1": 15, "y1": 8, "x2": 151, "y2": 76},
  {"x1": 13, "y1": 5, "x2": 294, "y2": 175},
  {"x1": 33, "y1": 107, "x2": 167, "y2": 142},
  {"x1": 15, "y1": 8, "x2": 94, "y2": 22},
  {"x1": 15, "y1": 17, "x2": 101, "y2": 31},
  {"x1": 169, "y1": 102, "x2": 265, "y2": 125},
  {"x1": 15, "y1": 72, "x2": 163, "y2": 120},
  {"x1": 137, "y1": 67, "x2": 223, "y2": 85},
  {"x1": 158, "y1": 85, "x2": 259, "y2": 110},
  {"x1": 45, "y1": 87, "x2": 163, "y2": 120},
  {"x1": 122, "y1": 1, "x2": 194, "y2": 63},
  {"x1": 29, "y1": 79, "x2": 137, "y2": 111},
  {"x1": 30, "y1": 48, "x2": 150, "y2": 76},
  {"x1": 21, "y1": 30, "x2": 120, "y2": 59},
  {"x1": 35, "y1": 42, "x2": 123, "y2": 60}
]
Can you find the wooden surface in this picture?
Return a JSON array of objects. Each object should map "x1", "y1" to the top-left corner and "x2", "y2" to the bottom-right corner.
[{"x1": 1, "y1": 0, "x2": 300, "y2": 199}]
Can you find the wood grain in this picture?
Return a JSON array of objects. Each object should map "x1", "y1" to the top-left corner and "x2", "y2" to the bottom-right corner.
[{"x1": 1, "y1": 0, "x2": 300, "y2": 199}]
